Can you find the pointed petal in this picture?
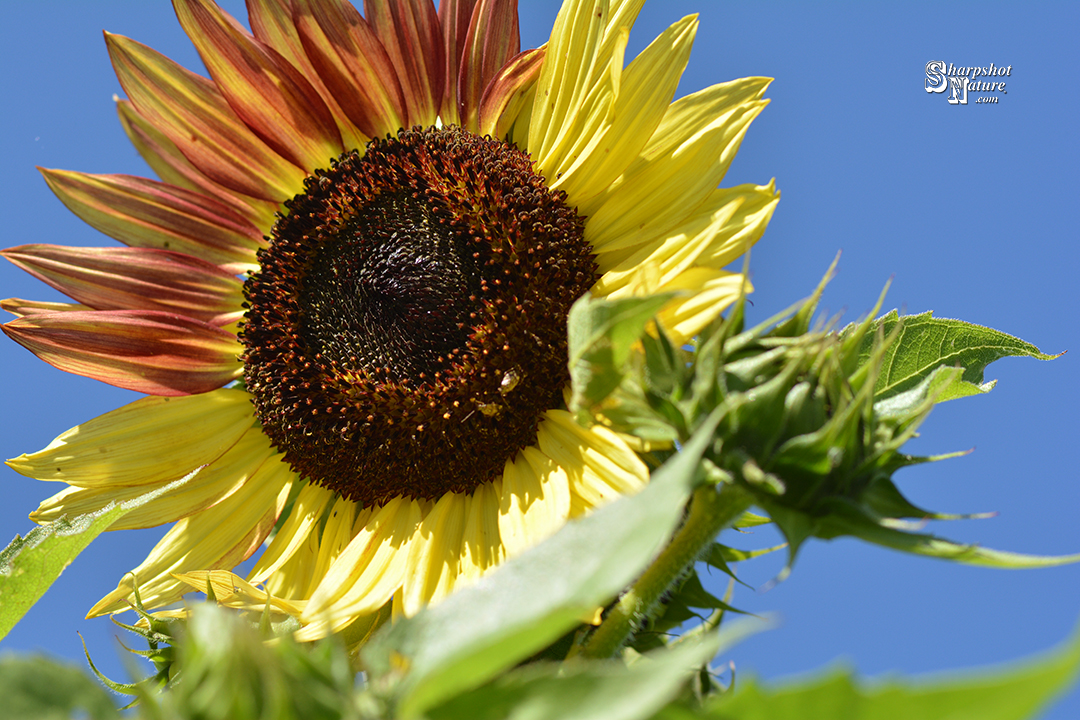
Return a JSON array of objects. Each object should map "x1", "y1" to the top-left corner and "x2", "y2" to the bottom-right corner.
[
  {"x1": 458, "y1": 481, "x2": 504, "y2": 583},
  {"x1": 40, "y1": 169, "x2": 264, "y2": 273},
  {"x1": 6, "y1": 388, "x2": 253, "y2": 488},
  {"x1": 478, "y1": 47, "x2": 544, "y2": 139},
  {"x1": 2, "y1": 245, "x2": 243, "y2": 325},
  {"x1": 1, "y1": 298, "x2": 90, "y2": 318},
  {"x1": 527, "y1": 0, "x2": 610, "y2": 174},
  {"x1": 106, "y1": 31, "x2": 307, "y2": 201},
  {"x1": 302, "y1": 496, "x2": 422, "y2": 623},
  {"x1": 582, "y1": 77, "x2": 772, "y2": 252},
  {"x1": 88, "y1": 453, "x2": 294, "y2": 615},
  {"x1": 365, "y1": 0, "x2": 444, "y2": 127},
  {"x1": 400, "y1": 491, "x2": 468, "y2": 616},
  {"x1": 2, "y1": 309, "x2": 242, "y2": 396},
  {"x1": 173, "y1": 570, "x2": 305, "y2": 617},
  {"x1": 246, "y1": 0, "x2": 368, "y2": 149},
  {"x1": 116, "y1": 99, "x2": 281, "y2": 230},
  {"x1": 173, "y1": 0, "x2": 344, "y2": 172},
  {"x1": 32, "y1": 427, "x2": 276, "y2": 531},
  {"x1": 497, "y1": 445, "x2": 572, "y2": 559},
  {"x1": 654, "y1": 268, "x2": 750, "y2": 345},
  {"x1": 457, "y1": 0, "x2": 519, "y2": 132},
  {"x1": 248, "y1": 481, "x2": 336, "y2": 584},
  {"x1": 436, "y1": 0, "x2": 477, "y2": 125},
  {"x1": 537, "y1": 410, "x2": 647, "y2": 511},
  {"x1": 293, "y1": 0, "x2": 407, "y2": 139},
  {"x1": 595, "y1": 182, "x2": 779, "y2": 289},
  {"x1": 552, "y1": 15, "x2": 697, "y2": 205}
]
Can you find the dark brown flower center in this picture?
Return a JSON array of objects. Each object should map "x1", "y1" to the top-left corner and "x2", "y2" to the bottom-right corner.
[{"x1": 241, "y1": 126, "x2": 596, "y2": 506}]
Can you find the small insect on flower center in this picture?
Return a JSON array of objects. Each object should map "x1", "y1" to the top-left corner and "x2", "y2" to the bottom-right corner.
[{"x1": 241, "y1": 126, "x2": 597, "y2": 506}]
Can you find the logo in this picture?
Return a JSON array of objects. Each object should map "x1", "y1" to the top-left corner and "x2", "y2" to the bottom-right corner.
[{"x1": 925, "y1": 61, "x2": 1010, "y2": 105}]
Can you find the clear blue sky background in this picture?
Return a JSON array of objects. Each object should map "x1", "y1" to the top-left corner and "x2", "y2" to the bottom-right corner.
[{"x1": 1, "y1": 2, "x2": 1078, "y2": 717}]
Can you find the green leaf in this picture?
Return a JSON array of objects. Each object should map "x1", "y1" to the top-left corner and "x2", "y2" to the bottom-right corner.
[
  {"x1": 0, "y1": 655, "x2": 120, "y2": 720},
  {"x1": 0, "y1": 470, "x2": 198, "y2": 641},
  {"x1": 816, "y1": 499, "x2": 1080, "y2": 569},
  {"x1": 854, "y1": 311, "x2": 1057, "y2": 403},
  {"x1": 568, "y1": 292, "x2": 677, "y2": 416},
  {"x1": 694, "y1": 621, "x2": 1080, "y2": 720},
  {"x1": 426, "y1": 621, "x2": 763, "y2": 720},
  {"x1": 364, "y1": 412, "x2": 717, "y2": 718}
]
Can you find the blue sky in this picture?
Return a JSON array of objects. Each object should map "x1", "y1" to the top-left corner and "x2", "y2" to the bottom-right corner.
[{"x1": 1, "y1": 2, "x2": 1078, "y2": 717}]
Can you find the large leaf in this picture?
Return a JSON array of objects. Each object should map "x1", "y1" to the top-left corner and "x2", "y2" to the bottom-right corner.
[
  {"x1": 426, "y1": 621, "x2": 764, "y2": 720},
  {"x1": 0, "y1": 470, "x2": 197, "y2": 641},
  {"x1": 0, "y1": 655, "x2": 119, "y2": 720},
  {"x1": 363, "y1": 413, "x2": 722, "y2": 718},
  {"x1": 685, "y1": 621, "x2": 1080, "y2": 720},
  {"x1": 854, "y1": 311, "x2": 1057, "y2": 402}
]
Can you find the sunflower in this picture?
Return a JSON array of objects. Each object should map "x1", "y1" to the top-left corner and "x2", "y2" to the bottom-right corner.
[{"x1": 3, "y1": 0, "x2": 777, "y2": 642}]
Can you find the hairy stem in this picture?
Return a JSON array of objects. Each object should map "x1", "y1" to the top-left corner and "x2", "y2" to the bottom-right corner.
[{"x1": 575, "y1": 482, "x2": 753, "y2": 659}]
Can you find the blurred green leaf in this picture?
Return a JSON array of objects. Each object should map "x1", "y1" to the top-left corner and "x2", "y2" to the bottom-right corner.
[
  {"x1": 0, "y1": 471, "x2": 196, "y2": 641},
  {"x1": 568, "y1": 292, "x2": 677, "y2": 417},
  {"x1": 426, "y1": 621, "x2": 763, "y2": 720},
  {"x1": 0, "y1": 655, "x2": 119, "y2": 720},
  {"x1": 364, "y1": 411, "x2": 718, "y2": 718},
  {"x1": 853, "y1": 311, "x2": 1057, "y2": 403},
  {"x1": 682, "y1": 620, "x2": 1080, "y2": 720}
]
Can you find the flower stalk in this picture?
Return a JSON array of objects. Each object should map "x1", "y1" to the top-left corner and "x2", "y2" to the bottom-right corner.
[{"x1": 576, "y1": 482, "x2": 754, "y2": 660}]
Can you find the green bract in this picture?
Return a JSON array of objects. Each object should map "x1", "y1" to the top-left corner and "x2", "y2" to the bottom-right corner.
[{"x1": 568, "y1": 265, "x2": 1075, "y2": 572}]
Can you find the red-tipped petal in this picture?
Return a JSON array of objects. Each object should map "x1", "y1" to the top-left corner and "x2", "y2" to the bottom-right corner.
[
  {"x1": 478, "y1": 47, "x2": 545, "y2": 139},
  {"x1": 437, "y1": 0, "x2": 477, "y2": 125},
  {"x1": 116, "y1": 99, "x2": 280, "y2": 231},
  {"x1": 458, "y1": 0, "x2": 519, "y2": 133},
  {"x1": 2, "y1": 299, "x2": 90, "y2": 319},
  {"x1": 106, "y1": 31, "x2": 307, "y2": 201},
  {"x1": 173, "y1": 0, "x2": 344, "y2": 172},
  {"x1": 3, "y1": 310, "x2": 242, "y2": 396},
  {"x1": 246, "y1": 0, "x2": 369, "y2": 149},
  {"x1": 364, "y1": 0, "x2": 444, "y2": 128},
  {"x1": 293, "y1": 0, "x2": 407, "y2": 139},
  {"x1": 2, "y1": 245, "x2": 243, "y2": 326},
  {"x1": 40, "y1": 169, "x2": 264, "y2": 273}
]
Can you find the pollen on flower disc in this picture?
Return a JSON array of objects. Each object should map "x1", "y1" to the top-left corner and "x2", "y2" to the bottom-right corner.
[{"x1": 241, "y1": 126, "x2": 596, "y2": 506}]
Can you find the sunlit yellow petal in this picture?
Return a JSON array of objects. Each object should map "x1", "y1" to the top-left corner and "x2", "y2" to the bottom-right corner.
[{"x1": 7, "y1": 389, "x2": 252, "y2": 488}]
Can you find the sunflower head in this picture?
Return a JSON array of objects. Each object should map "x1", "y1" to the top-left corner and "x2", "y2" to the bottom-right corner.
[{"x1": 2, "y1": 0, "x2": 776, "y2": 638}]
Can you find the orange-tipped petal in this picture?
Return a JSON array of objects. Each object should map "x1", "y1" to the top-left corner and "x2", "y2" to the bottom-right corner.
[
  {"x1": 436, "y1": 0, "x2": 477, "y2": 125},
  {"x1": 115, "y1": 100, "x2": 281, "y2": 231},
  {"x1": 3, "y1": 310, "x2": 242, "y2": 396},
  {"x1": 478, "y1": 46, "x2": 544, "y2": 139},
  {"x1": 173, "y1": 0, "x2": 344, "y2": 172},
  {"x1": 246, "y1": 0, "x2": 369, "y2": 149},
  {"x1": 1, "y1": 245, "x2": 243, "y2": 326},
  {"x1": 457, "y1": 0, "x2": 519, "y2": 133},
  {"x1": 106, "y1": 31, "x2": 307, "y2": 201},
  {"x1": 293, "y1": 0, "x2": 407, "y2": 139},
  {"x1": 1, "y1": 298, "x2": 90, "y2": 318},
  {"x1": 40, "y1": 169, "x2": 264, "y2": 273},
  {"x1": 364, "y1": 0, "x2": 443, "y2": 128}
]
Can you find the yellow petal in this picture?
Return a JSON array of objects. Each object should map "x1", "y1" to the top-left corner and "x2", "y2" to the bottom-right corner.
[
  {"x1": 537, "y1": 410, "x2": 647, "y2": 512},
  {"x1": 400, "y1": 491, "x2": 468, "y2": 617},
  {"x1": 248, "y1": 481, "x2": 336, "y2": 585},
  {"x1": 497, "y1": 444, "x2": 572, "y2": 559},
  {"x1": 583, "y1": 77, "x2": 772, "y2": 253},
  {"x1": 302, "y1": 497, "x2": 423, "y2": 624},
  {"x1": 89, "y1": 453, "x2": 294, "y2": 615},
  {"x1": 7, "y1": 389, "x2": 253, "y2": 488},
  {"x1": 31, "y1": 427, "x2": 276, "y2": 530}
]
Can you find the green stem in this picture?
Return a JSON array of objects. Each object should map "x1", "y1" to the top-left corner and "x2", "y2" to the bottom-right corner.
[{"x1": 575, "y1": 482, "x2": 753, "y2": 659}]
